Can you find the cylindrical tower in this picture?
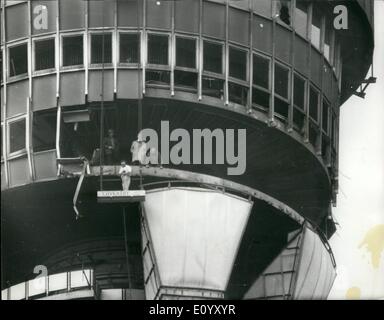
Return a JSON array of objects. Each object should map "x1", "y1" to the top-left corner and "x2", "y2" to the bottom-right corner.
[{"x1": 1, "y1": 0, "x2": 374, "y2": 300}]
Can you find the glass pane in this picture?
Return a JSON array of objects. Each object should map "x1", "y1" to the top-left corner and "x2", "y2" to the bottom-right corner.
[
  {"x1": 311, "y1": 12, "x2": 322, "y2": 50},
  {"x1": 174, "y1": 70, "x2": 197, "y2": 90},
  {"x1": 48, "y1": 273, "x2": 67, "y2": 292},
  {"x1": 294, "y1": 74, "x2": 305, "y2": 109},
  {"x1": 293, "y1": 108, "x2": 305, "y2": 131},
  {"x1": 35, "y1": 39, "x2": 55, "y2": 71},
  {"x1": 322, "y1": 100, "x2": 329, "y2": 132},
  {"x1": 253, "y1": 54, "x2": 269, "y2": 89},
  {"x1": 252, "y1": 88, "x2": 270, "y2": 110},
  {"x1": 9, "y1": 44, "x2": 28, "y2": 77},
  {"x1": 33, "y1": 110, "x2": 57, "y2": 152},
  {"x1": 309, "y1": 86, "x2": 319, "y2": 121},
  {"x1": 120, "y1": 33, "x2": 140, "y2": 64},
  {"x1": 294, "y1": 1, "x2": 308, "y2": 38},
  {"x1": 9, "y1": 119, "x2": 26, "y2": 153},
  {"x1": 148, "y1": 34, "x2": 168, "y2": 65},
  {"x1": 63, "y1": 36, "x2": 83, "y2": 67},
  {"x1": 91, "y1": 34, "x2": 112, "y2": 64},
  {"x1": 229, "y1": 82, "x2": 248, "y2": 105},
  {"x1": 229, "y1": 47, "x2": 247, "y2": 81},
  {"x1": 275, "y1": 98, "x2": 289, "y2": 118},
  {"x1": 203, "y1": 41, "x2": 222, "y2": 74},
  {"x1": 176, "y1": 37, "x2": 196, "y2": 69},
  {"x1": 274, "y1": 63, "x2": 289, "y2": 99},
  {"x1": 202, "y1": 76, "x2": 224, "y2": 99},
  {"x1": 145, "y1": 70, "x2": 170, "y2": 85}
]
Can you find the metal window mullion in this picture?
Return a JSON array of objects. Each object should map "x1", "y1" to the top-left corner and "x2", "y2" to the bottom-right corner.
[
  {"x1": 248, "y1": 0, "x2": 253, "y2": 111},
  {"x1": 56, "y1": 0, "x2": 60, "y2": 98},
  {"x1": 56, "y1": 104, "x2": 61, "y2": 175},
  {"x1": 198, "y1": 0, "x2": 203, "y2": 100},
  {"x1": 84, "y1": 0, "x2": 89, "y2": 96},
  {"x1": 142, "y1": 0, "x2": 146, "y2": 95},
  {"x1": 1, "y1": 0, "x2": 9, "y2": 188},
  {"x1": 170, "y1": 0, "x2": 175, "y2": 96},
  {"x1": 304, "y1": 4, "x2": 313, "y2": 143},
  {"x1": 287, "y1": 0, "x2": 297, "y2": 132},
  {"x1": 26, "y1": 98, "x2": 34, "y2": 180},
  {"x1": 224, "y1": 0, "x2": 229, "y2": 106},
  {"x1": 113, "y1": 0, "x2": 117, "y2": 94},
  {"x1": 317, "y1": 16, "x2": 326, "y2": 156}
]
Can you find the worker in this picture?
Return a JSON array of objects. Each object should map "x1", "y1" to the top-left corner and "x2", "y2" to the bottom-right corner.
[
  {"x1": 119, "y1": 161, "x2": 132, "y2": 191},
  {"x1": 130, "y1": 134, "x2": 147, "y2": 165},
  {"x1": 104, "y1": 129, "x2": 119, "y2": 165}
]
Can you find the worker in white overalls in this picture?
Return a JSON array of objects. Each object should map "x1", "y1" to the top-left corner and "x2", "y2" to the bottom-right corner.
[
  {"x1": 119, "y1": 161, "x2": 132, "y2": 191},
  {"x1": 130, "y1": 134, "x2": 147, "y2": 165}
]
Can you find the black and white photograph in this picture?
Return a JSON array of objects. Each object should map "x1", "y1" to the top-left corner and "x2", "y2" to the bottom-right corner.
[{"x1": 0, "y1": 0, "x2": 383, "y2": 306}]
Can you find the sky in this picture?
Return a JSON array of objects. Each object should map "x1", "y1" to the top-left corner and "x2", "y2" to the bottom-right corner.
[{"x1": 328, "y1": 0, "x2": 384, "y2": 300}]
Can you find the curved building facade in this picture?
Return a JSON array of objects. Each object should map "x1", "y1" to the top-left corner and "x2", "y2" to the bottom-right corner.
[{"x1": 1, "y1": 0, "x2": 374, "y2": 300}]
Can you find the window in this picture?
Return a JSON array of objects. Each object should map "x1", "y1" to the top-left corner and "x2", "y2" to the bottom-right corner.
[
  {"x1": 252, "y1": 88, "x2": 270, "y2": 110},
  {"x1": 324, "y1": 19, "x2": 332, "y2": 63},
  {"x1": 176, "y1": 37, "x2": 196, "y2": 69},
  {"x1": 33, "y1": 110, "x2": 57, "y2": 152},
  {"x1": 202, "y1": 76, "x2": 224, "y2": 99},
  {"x1": 309, "y1": 86, "x2": 319, "y2": 121},
  {"x1": 274, "y1": 63, "x2": 290, "y2": 119},
  {"x1": 175, "y1": 70, "x2": 197, "y2": 90},
  {"x1": 294, "y1": 1, "x2": 309, "y2": 38},
  {"x1": 253, "y1": 54, "x2": 270, "y2": 89},
  {"x1": 120, "y1": 33, "x2": 140, "y2": 64},
  {"x1": 229, "y1": 47, "x2": 247, "y2": 81},
  {"x1": 9, "y1": 118, "x2": 26, "y2": 154},
  {"x1": 311, "y1": 11, "x2": 322, "y2": 50},
  {"x1": 293, "y1": 74, "x2": 305, "y2": 110},
  {"x1": 9, "y1": 43, "x2": 28, "y2": 77},
  {"x1": 91, "y1": 33, "x2": 112, "y2": 64},
  {"x1": 203, "y1": 41, "x2": 223, "y2": 74},
  {"x1": 35, "y1": 39, "x2": 55, "y2": 71},
  {"x1": 229, "y1": 83, "x2": 248, "y2": 106},
  {"x1": 145, "y1": 70, "x2": 170, "y2": 85},
  {"x1": 275, "y1": 0, "x2": 292, "y2": 26},
  {"x1": 274, "y1": 63, "x2": 289, "y2": 99},
  {"x1": 147, "y1": 34, "x2": 169, "y2": 65},
  {"x1": 63, "y1": 36, "x2": 83, "y2": 67},
  {"x1": 322, "y1": 100, "x2": 329, "y2": 133}
]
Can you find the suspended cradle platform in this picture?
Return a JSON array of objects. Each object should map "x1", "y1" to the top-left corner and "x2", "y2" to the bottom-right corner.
[{"x1": 97, "y1": 190, "x2": 146, "y2": 203}]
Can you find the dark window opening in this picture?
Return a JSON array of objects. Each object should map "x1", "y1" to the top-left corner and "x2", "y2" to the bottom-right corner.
[
  {"x1": 145, "y1": 70, "x2": 170, "y2": 85},
  {"x1": 309, "y1": 86, "x2": 319, "y2": 121},
  {"x1": 252, "y1": 88, "x2": 270, "y2": 110},
  {"x1": 202, "y1": 76, "x2": 224, "y2": 99},
  {"x1": 33, "y1": 110, "x2": 57, "y2": 152},
  {"x1": 174, "y1": 70, "x2": 197, "y2": 91},
  {"x1": 253, "y1": 54, "x2": 269, "y2": 89},
  {"x1": 293, "y1": 74, "x2": 305, "y2": 110},
  {"x1": 229, "y1": 47, "x2": 247, "y2": 81},
  {"x1": 322, "y1": 136, "x2": 330, "y2": 161},
  {"x1": 309, "y1": 123, "x2": 318, "y2": 148},
  {"x1": 274, "y1": 98, "x2": 289, "y2": 119},
  {"x1": 9, "y1": 119, "x2": 26, "y2": 154},
  {"x1": 176, "y1": 37, "x2": 196, "y2": 69},
  {"x1": 203, "y1": 41, "x2": 222, "y2": 74},
  {"x1": 63, "y1": 36, "x2": 83, "y2": 67},
  {"x1": 277, "y1": 0, "x2": 291, "y2": 26},
  {"x1": 91, "y1": 33, "x2": 112, "y2": 64},
  {"x1": 35, "y1": 39, "x2": 55, "y2": 71},
  {"x1": 274, "y1": 63, "x2": 289, "y2": 99},
  {"x1": 120, "y1": 33, "x2": 140, "y2": 64},
  {"x1": 229, "y1": 83, "x2": 248, "y2": 106},
  {"x1": 9, "y1": 44, "x2": 28, "y2": 77},
  {"x1": 147, "y1": 34, "x2": 168, "y2": 65},
  {"x1": 293, "y1": 108, "x2": 305, "y2": 132},
  {"x1": 322, "y1": 101, "x2": 329, "y2": 133}
]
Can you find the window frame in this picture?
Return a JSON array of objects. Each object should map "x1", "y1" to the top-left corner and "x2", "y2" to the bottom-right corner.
[
  {"x1": 146, "y1": 31, "x2": 171, "y2": 70},
  {"x1": 60, "y1": 32, "x2": 85, "y2": 70},
  {"x1": 175, "y1": 34, "x2": 198, "y2": 72},
  {"x1": 274, "y1": 60, "x2": 291, "y2": 102},
  {"x1": 228, "y1": 44, "x2": 249, "y2": 85},
  {"x1": 32, "y1": 35, "x2": 56, "y2": 74},
  {"x1": 88, "y1": 30, "x2": 114, "y2": 68},
  {"x1": 32, "y1": 109, "x2": 57, "y2": 153},
  {"x1": 117, "y1": 30, "x2": 142, "y2": 68},
  {"x1": 7, "y1": 40, "x2": 29, "y2": 80},
  {"x1": 7, "y1": 115, "x2": 27, "y2": 158},
  {"x1": 322, "y1": 97, "x2": 331, "y2": 136},
  {"x1": 202, "y1": 38, "x2": 225, "y2": 79},
  {"x1": 251, "y1": 51, "x2": 272, "y2": 111},
  {"x1": 309, "y1": 84, "x2": 320, "y2": 124}
]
